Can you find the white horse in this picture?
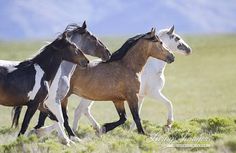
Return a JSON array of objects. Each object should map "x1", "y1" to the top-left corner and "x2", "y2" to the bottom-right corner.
[{"x1": 72, "y1": 26, "x2": 192, "y2": 132}]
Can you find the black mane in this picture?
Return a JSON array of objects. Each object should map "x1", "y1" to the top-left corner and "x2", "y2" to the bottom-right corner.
[
  {"x1": 16, "y1": 38, "x2": 58, "y2": 69},
  {"x1": 106, "y1": 34, "x2": 145, "y2": 62}
]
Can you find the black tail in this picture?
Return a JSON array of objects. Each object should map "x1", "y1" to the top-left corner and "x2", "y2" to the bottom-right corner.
[{"x1": 11, "y1": 106, "x2": 23, "y2": 128}]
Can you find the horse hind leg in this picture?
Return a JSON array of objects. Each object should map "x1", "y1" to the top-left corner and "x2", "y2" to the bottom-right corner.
[{"x1": 101, "y1": 100, "x2": 127, "y2": 135}]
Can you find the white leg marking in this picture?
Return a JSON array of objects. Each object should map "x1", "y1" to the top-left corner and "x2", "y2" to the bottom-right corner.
[{"x1": 28, "y1": 64, "x2": 44, "y2": 100}]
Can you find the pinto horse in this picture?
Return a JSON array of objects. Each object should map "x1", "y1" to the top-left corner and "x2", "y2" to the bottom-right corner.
[
  {"x1": 31, "y1": 28, "x2": 174, "y2": 137},
  {"x1": 10, "y1": 21, "x2": 111, "y2": 144},
  {"x1": 0, "y1": 32, "x2": 89, "y2": 139}
]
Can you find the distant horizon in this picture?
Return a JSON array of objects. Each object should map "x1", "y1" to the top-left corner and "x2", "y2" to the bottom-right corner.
[{"x1": 1, "y1": 0, "x2": 236, "y2": 40}]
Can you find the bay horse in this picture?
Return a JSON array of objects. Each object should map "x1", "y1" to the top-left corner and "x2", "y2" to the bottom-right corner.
[
  {"x1": 10, "y1": 21, "x2": 111, "y2": 145},
  {"x1": 72, "y1": 26, "x2": 192, "y2": 133},
  {"x1": 31, "y1": 28, "x2": 174, "y2": 137},
  {"x1": 0, "y1": 31, "x2": 89, "y2": 140}
]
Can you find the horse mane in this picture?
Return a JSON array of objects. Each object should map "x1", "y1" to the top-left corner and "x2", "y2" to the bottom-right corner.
[
  {"x1": 16, "y1": 40, "x2": 56, "y2": 69},
  {"x1": 105, "y1": 34, "x2": 146, "y2": 62},
  {"x1": 16, "y1": 23, "x2": 82, "y2": 69}
]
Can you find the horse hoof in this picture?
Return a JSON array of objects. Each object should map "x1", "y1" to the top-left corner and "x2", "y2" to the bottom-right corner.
[
  {"x1": 70, "y1": 136, "x2": 81, "y2": 142},
  {"x1": 27, "y1": 129, "x2": 36, "y2": 136},
  {"x1": 60, "y1": 137, "x2": 74, "y2": 146},
  {"x1": 162, "y1": 125, "x2": 172, "y2": 133},
  {"x1": 96, "y1": 126, "x2": 106, "y2": 137},
  {"x1": 35, "y1": 128, "x2": 46, "y2": 138},
  {"x1": 94, "y1": 125, "x2": 101, "y2": 135}
]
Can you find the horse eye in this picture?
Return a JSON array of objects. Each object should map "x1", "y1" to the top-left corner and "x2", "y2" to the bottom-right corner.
[{"x1": 175, "y1": 37, "x2": 180, "y2": 41}]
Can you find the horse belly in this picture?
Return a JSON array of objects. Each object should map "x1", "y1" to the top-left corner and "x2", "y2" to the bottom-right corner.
[{"x1": 0, "y1": 89, "x2": 28, "y2": 106}]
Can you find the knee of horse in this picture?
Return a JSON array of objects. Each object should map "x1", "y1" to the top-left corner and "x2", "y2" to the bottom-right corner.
[{"x1": 45, "y1": 101, "x2": 64, "y2": 123}]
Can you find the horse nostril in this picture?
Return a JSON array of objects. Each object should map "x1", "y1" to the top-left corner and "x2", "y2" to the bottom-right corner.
[
  {"x1": 186, "y1": 47, "x2": 192, "y2": 55},
  {"x1": 167, "y1": 54, "x2": 175, "y2": 63}
]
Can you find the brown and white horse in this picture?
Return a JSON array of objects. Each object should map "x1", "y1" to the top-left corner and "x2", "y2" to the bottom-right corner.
[{"x1": 0, "y1": 32, "x2": 89, "y2": 139}]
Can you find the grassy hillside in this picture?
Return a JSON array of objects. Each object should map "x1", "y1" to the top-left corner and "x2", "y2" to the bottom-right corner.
[{"x1": 0, "y1": 35, "x2": 236, "y2": 153}]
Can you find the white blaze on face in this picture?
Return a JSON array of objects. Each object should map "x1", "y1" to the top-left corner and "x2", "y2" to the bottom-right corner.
[{"x1": 28, "y1": 64, "x2": 44, "y2": 100}]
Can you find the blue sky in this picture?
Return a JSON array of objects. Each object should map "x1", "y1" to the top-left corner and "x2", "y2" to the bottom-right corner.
[{"x1": 0, "y1": 0, "x2": 236, "y2": 40}]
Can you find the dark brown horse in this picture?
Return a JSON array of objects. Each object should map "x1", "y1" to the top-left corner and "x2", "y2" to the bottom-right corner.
[{"x1": 33, "y1": 28, "x2": 174, "y2": 137}]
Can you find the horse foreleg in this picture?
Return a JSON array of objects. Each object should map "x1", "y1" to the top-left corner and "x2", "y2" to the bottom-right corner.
[
  {"x1": 82, "y1": 101, "x2": 100, "y2": 133},
  {"x1": 127, "y1": 94, "x2": 145, "y2": 135},
  {"x1": 130, "y1": 95, "x2": 144, "y2": 130},
  {"x1": 101, "y1": 101, "x2": 127, "y2": 134},
  {"x1": 44, "y1": 99, "x2": 73, "y2": 146},
  {"x1": 73, "y1": 99, "x2": 100, "y2": 132},
  {"x1": 150, "y1": 90, "x2": 174, "y2": 131},
  {"x1": 18, "y1": 81, "x2": 49, "y2": 136},
  {"x1": 18, "y1": 102, "x2": 39, "y2": 136},
  {"x1": 60, "y1": 99, "x2": 81, "y2": 142},
  {"x1": 73, "y1": 98, "x2": 89, "y2": 131},
  {"x1": 34, "y1": 111, "x2": 48, "y2": 129}
]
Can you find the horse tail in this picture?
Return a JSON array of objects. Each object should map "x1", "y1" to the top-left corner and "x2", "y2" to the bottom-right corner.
[{"x1": 11, "y1": 106, "x2": 23, "y2": 128}]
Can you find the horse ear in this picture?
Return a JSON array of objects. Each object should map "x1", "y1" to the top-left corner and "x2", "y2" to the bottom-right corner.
[
  {"x1": 82, "y1": 21, "x2": 87, "y2": 29},
  {"x1": 167, "y1": 25, "x2": 174, "y2": 35},
  {"x1": 150, "y1": 28, "x2": 156, "y2": 37},
  {"x1": 62, "y1": 31, "x2": 68, "y2": 39}
]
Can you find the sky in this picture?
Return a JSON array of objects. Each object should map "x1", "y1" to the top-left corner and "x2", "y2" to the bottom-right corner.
[{"x1": 0, "y1": 0, "x2": 236, "y2": 40}]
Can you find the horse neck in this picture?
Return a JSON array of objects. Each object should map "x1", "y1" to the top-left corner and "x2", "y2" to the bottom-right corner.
[
  {"x1": 145, "y1": 57, "x2": 167, "y2": 73},
  {"x1": 32, "y1": 49, "x2": 63, "y2": 82},
  {"x1": 60, "y1": 61, "x2": 77, "y2": 77},
  {"x1": 121, "y1": 41, "x2": 149, "y2": 73}
]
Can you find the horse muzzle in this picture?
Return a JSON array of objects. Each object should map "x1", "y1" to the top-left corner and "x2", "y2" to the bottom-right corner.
[
  {"x1": 166, "y1": 54, "x2": 175, "y2": 64},
  {"x1": 101, "y1": 50, "x2": 111, "y2": 62},
  {"x1": 79, "y1": 59, "x2": 89, "y2": 68}
]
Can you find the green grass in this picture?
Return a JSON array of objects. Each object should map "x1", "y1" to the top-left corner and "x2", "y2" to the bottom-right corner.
[{"x1": 0, "y1": 35, "x2": 236, "y2": 153}]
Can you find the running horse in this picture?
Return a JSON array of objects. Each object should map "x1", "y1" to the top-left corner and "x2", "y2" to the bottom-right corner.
[
  {"x1": 31, "y1": 28, "x2": 175, "y2": 137},
  {"x1": 0, "y1": 32, "x2": 89, "y2": 139},
  {"x1": 11, "y1": 21, "x2": 111, "y2": 144},
  {"x1": 73, "y1": 26, "x2": 192, "y2": 132}
]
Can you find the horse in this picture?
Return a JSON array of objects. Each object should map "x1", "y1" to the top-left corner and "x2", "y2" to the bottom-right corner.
[
  {"x1": 72, "y1": 26, "x2": 192, "y2": 133},
  {"x1": 0, "y1": 31, "x2": 89, "y2": 142},
  {"x1": 10, "y1": 21, "x2": 111, "y2": 145},
  {"x1": 31, "y1": 28, "x2": 175, "y2": 137}
]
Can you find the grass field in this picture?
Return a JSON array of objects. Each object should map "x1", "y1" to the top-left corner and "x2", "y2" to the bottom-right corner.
[{"x1": 0, "y1": 35, "x2": 236, "y2": 153}]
